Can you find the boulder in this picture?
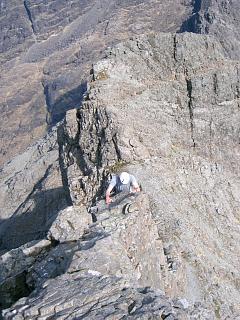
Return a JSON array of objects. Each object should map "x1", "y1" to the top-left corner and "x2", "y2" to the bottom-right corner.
[{"x1": 47, "y1": 206, "x2": 91, "y2": 243}]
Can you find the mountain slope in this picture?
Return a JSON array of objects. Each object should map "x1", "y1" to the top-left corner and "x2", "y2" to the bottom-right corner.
[
  {"x1": 0, "y1": 0, "x2": 192, "y2": 166},
  {"x1": 1, "y1": 2, "x2": 240, "y2": 319}
]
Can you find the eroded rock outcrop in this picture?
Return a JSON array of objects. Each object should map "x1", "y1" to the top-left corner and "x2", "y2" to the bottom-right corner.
[
  {"x1": 58, "y1": 32, "x2": 240, "y2": 318},
  {"x1": 1, "y1": 31, "x2": 240, "y2": 319},
  {"x1": 2, "y1": 0, "x2": 240, "y2": 167},
  {"x1": 181, "y1": 0, "x2": 240, "y2": 59},
  {"x1": 1, "y1": 195, "x2": 214, "y2": 319},
  {"x1": 67, "y1": 193, "x2": 166, "y2": 289},
  {"x1": 58, "y1": 102, "x2": 121, "y2": 206},
  {"x1": 47, "y1": 206, "x2": 91, "y2": 243},
  {"x1": 0, "y1": 0, "x2": 193, "y2": 166},
  {"x1": 0, "y1": 239, "x2": 51, "y2": 309},
  {"x1": 3, "y1": 272, "x2": 213, "y2": 320}
]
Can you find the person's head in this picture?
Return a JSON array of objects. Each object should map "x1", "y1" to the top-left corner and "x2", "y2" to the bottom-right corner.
[{"x1": 119, "y1": 172, "x2": 130, "y2": 185}]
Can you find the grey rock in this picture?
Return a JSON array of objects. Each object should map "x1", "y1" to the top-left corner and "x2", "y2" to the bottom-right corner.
[
  {"x1": 174, "y1": 298, "x2": 190, "y2": 310},
  {"x1": 25, "y1": 241, "x2": 77, "y2": 290},
  {"x1": 1, "y1": 30, "x2": 238, "y2": 318},
  {"x1": 0, "y1": 188, "x2": 167, "y2": 313},
  {"x1": 181, "y1": 0, "x2": 240, "y2": 59},
  {"x1": 0, "y1": 0, "x2": 191, "y2": 65},
  {"x1": 2, "y1": 272, "x2": 207, "y2": 320},
  {"x1": 47, "y1": 206, "x2": 91, "y2": 243},
  {"x1": 0, "y1": 0, "x2": 192, "y2": 165},
  {"x1": 0, "y1": 1, "x2": 34, "y2": 64},
  {"x1": 0, "y1": 191, "x2": 181, "y2": 317},
  {"x1": 58, "y1": 107, "x2": 120, "y2": 206},
  {"x1": 1, "y1": 16, "x2": 240, "y2": 320},
  {"x1": 0, "y1": 126, "x2": 70, "y2": 251},
  {"x1": 67, "y1": 193, "x2": 166, "y2": 290},
  {"x1": 59, "y1": 32, "x2": 240, "y2": 318},
  {"x1": 0, "y1": 240, "x2": 51, "y2": 309}
]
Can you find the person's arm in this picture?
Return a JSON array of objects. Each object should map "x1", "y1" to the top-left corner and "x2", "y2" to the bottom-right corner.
[
  {"x1": 131, "y1": 175, "x2": 141, "y2": 193},
  {"x1": 132, "y1": 184, "x2": 140, "y2": 193},
  {"x1": 106, "y1": 176, "x2": 116, "y2": 204},
  {"x1": 106, "y1": 185, "x2": 113, "y2": 204}
]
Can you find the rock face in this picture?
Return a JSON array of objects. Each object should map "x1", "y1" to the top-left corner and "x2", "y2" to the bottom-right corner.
[
  {"x1": 57, "y1": 103, "x2": 121, "y2": 207},
  {"x1": 1, "y1": 31, "x2": 240, "y2": 319},
  {"x1": 1, "y1": 195, "x2": 214, "y2": 319},
  {"x1": 0, "y1": 240, "x2": 51, "y2": 309},
  {"x1": 58, "y1": 33, "x2": 240, "y2": 318},
  {"x1": 0, "y1": 126, "x2": 71, "y2": 251},
  {"x1": 1, "y1": 4, "x2": 240, "y2": 319},
  {"x1": 2, "y1": 0, "x2": 240, "y2": 167},
  {"x1": 47, "y1": 206, "x2": 91, "y2": 243},
  {"x1": 2, "y1": 273, "x2": 214, "y2": 320},
  {"x1": 67, "y1": 193, "x2": 166, "y2": 289},
  {"x1": 0, "y1": 0, "x2": 193, "y2": 166},
  {"x1": 181, "y1": 0, "x2": 240, "y2": 59}
]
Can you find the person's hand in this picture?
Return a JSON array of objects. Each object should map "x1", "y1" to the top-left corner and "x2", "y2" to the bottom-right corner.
[
  {"x1": 106, "y1": 196, "x2": 112, "y2": 205},
  {"x1": 133, "y1": 186, "x2": 141, "y2": 193}
]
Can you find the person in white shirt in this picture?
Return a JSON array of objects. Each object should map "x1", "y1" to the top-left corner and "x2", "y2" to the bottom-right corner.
[{"x1": 105, "y1": 172, "x2": 140, "y2": 204}]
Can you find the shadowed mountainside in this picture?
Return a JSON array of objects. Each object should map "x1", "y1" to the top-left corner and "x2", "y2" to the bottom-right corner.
[{"x1": 0, "y1": 0, "x2": 193, "y2": 166}]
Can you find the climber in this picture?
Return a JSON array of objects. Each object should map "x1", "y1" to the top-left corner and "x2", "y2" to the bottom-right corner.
[{"x1": 105, "y1": 172, "x2": 141, "y2": 204}]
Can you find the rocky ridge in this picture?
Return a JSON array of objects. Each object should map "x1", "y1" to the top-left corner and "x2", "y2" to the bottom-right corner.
[
  {"x1": 1, "y1": 1, "x2": 240, "y2": 170},
  {"x1": 1, "y1": 31, "x2": 240, "y2": 319},
  {"x1": 58, "y1": 32, "x2": 240, "y2": 317},
  {"x1": 0, "y1": 0, "x2": 193, "y2": 166},
  {"x1": 1, "y1": 195, "x2": 214, "y2": 319}
]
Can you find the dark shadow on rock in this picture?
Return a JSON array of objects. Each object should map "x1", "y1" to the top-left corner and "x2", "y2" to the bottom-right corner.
[
  {"x1": 0, "y1": 227, "x2": 110, "y2": 313},
  {"x1": 179, "y1": 13, "x2": 202, "y2": 33},
  {"x1": 0, "y1": 270, "x2": 32, "y2": 312},
  {"x1": 45, "y1": 81, "x2": 88, "y2": 126},
  {"x1": 31, "y1": 231, "x2": 110, "y2": 284},
  {"x1": 178, "y1": 0, "x2": 204, "y2": 33},
  {"x1": 57, "y1": 124, "x2": 73, "y2": 208},
  {"x1": 0, "y1": 186, "x2": 69, "y2": 251}
]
